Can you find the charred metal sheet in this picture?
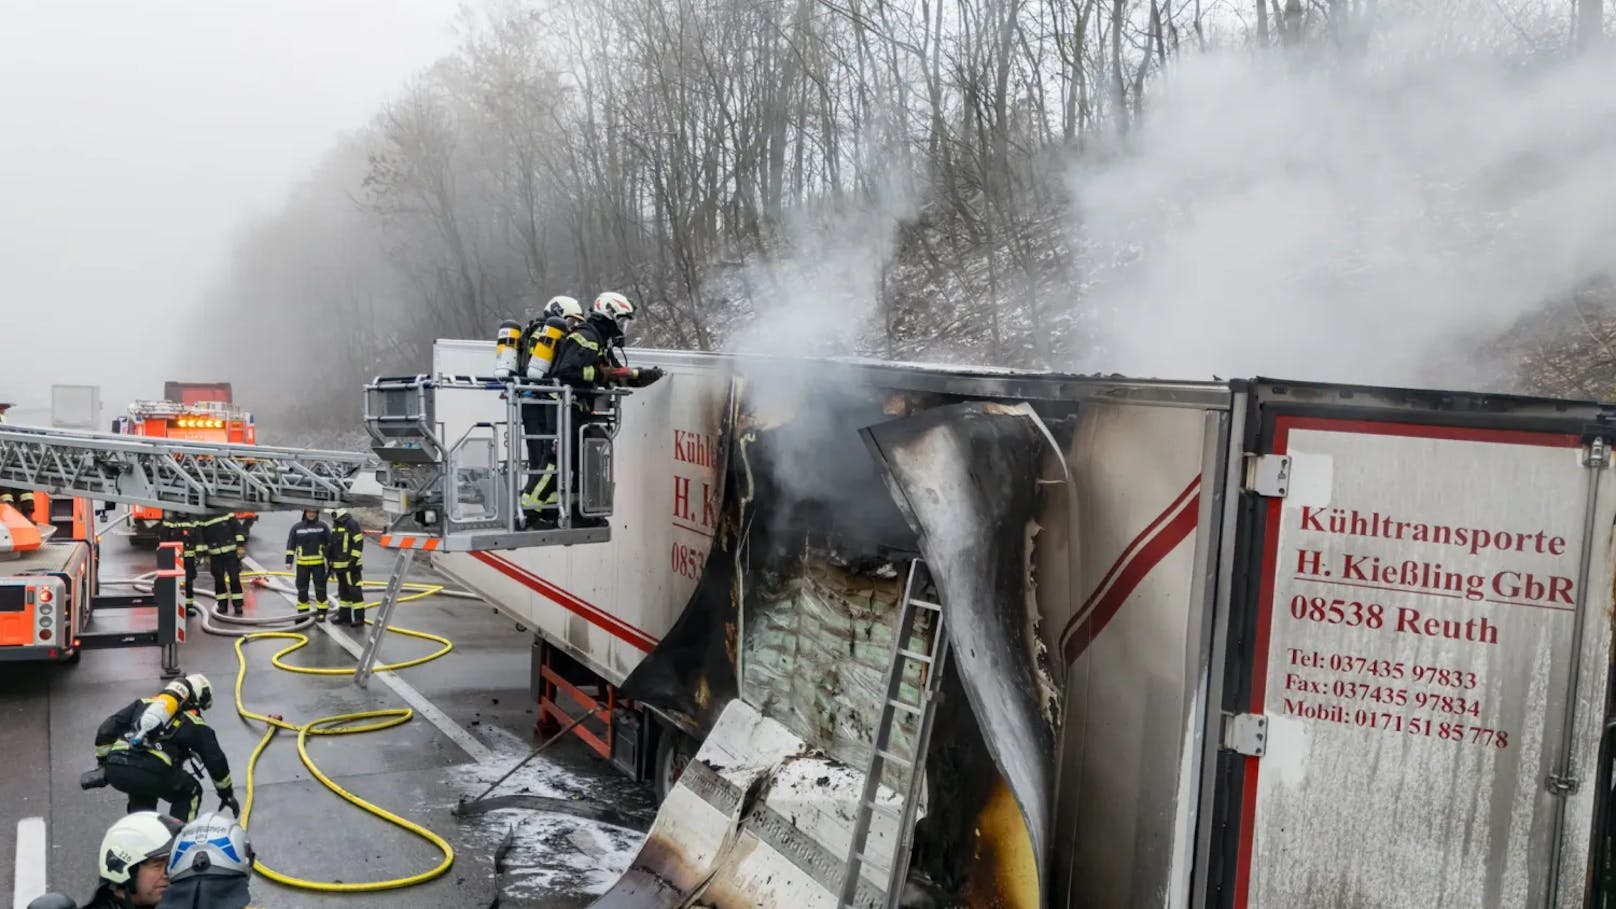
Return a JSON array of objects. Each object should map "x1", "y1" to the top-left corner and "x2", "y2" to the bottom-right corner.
[
  {"x1": 678, "y1": 761, "x2": 888, "y2": 909},
  {"x1": 864, "y1": 400, "x2": 1059, "y2": 894},
  {"x1": 589, "y1": 700, "x2": 883, "y2": 909}
]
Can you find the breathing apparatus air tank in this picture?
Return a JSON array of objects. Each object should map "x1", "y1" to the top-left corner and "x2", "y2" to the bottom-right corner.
[
  {"x1": 493, "y1": 320, "x2": 522, "y2": 380},
  {"x1": 526, "y1": 320, "x2": 567, "y2": 377},
  {"x1": 127, "y1": 678, "x2": 192, "y2": 746}
]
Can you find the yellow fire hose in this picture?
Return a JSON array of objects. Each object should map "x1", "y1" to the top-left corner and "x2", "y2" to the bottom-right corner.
[{"x1": 225, "y1": 569, "x2": 459, "y2": 893}]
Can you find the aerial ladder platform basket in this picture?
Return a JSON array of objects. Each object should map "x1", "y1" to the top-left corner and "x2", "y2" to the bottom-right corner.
[{"x1": 355, "y1": 374, "x2": 626, "y2": 684}]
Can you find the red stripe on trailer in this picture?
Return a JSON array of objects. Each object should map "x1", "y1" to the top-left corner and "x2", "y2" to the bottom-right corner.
[
  {"x1": 470, "y1": 551, "x2": 659, "y2": 652},
  {"x1": 1061, "y1": 476, "x2": 1202, "y2": 665}
]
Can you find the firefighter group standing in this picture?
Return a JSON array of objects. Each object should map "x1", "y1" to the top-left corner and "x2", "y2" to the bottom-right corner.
[{"x1": 285, "y1": 507, "x2": 365, "y2": 626}]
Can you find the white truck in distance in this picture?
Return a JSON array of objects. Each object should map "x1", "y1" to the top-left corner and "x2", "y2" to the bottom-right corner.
[{"x1": 424, "y1": 340, "x2": 1616, "y2": 909}]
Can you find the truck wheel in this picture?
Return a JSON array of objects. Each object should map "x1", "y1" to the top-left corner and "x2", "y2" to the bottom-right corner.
[{"x1": 654, "y1": 726, "x2": 697, "y2": 805}]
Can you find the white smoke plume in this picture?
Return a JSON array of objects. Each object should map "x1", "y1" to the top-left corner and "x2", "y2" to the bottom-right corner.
[
  {"x1": 1070, "y1": 21, "x2": 1616, "y2": 388},
  {"x1": 719, "y1": 162, "x2": 920, "y2": 359}
]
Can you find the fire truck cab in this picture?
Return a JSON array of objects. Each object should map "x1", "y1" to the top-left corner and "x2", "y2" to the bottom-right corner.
[{"x1": 118, "y1": 399, "x2": 258, "y2": 547}]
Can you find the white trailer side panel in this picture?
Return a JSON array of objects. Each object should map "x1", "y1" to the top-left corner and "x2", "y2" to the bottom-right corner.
[
  {"x1": 429, "y1": 341, "x2": 728, "y2": 683},
  {"x1": 1047, "y1": 401, "x2": 1224, "y2": 908}
]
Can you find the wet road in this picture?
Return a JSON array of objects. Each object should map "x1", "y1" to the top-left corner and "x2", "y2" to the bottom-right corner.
[{"x1": 0, "y1": 511, "x2": 653, "y2": 909}]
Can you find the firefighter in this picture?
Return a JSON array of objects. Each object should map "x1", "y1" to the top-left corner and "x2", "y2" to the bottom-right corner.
[
  {"x1": 0, "y1": 402, "x2": 36, "y2": 518},
  {"x1": 155, "y1": 812, "x2": 255, "y2": 909},
  {"x1": 197, "y1": 513, "x2": 244, "y2": 616},
  {"x1": 285, "y1": 508, "x2": 331, "y2": 622},
  {"x1": 537, "y1": 292, "x2": 664, "y2": 525},
  {"x1": 95, "y1": 675, "x2": 238, "y2": 823},
  {"x1": 515, "y1": 296, "x2": 585, "y2": 518},
  {"x1": 79, "y1": 811, "x2": 183, "y2": 908},
  {"x1": 157, "y1": 513, "x2": 198, "y2": 616},
  {"x1": 327, "y1": 507, "x2": 366, "y2": 627}
]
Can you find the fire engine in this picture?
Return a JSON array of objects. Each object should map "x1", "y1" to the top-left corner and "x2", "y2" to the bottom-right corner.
[{"x1": 116, "y1": 399, "x2": 258, "y2": 546}]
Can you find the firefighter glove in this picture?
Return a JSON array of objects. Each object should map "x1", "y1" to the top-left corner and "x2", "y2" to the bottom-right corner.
[
  {"x1": 284, "y1": 556, "x2": 293, "y2": 567},
  {"x1": 219, "y1": 789, "x2": 240, "y2": 817}
]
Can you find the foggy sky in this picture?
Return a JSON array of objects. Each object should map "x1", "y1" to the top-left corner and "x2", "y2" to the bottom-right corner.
[{"x1": 0, "y1": 0, "x2": 459, "y2": 420}]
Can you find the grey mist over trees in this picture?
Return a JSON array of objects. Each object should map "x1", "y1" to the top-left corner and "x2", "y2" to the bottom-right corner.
[{"x1": 187, "y1": 0, "x2": 1616, "y2": 430}]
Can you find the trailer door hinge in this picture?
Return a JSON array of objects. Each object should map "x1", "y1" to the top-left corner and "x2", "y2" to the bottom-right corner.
[
  {"x1": 1586, "y1": 438, "x2": 1609, "y2": 469},
  {"x1": 1547, "y1": 773, "x2": 1580, "y2": 796},
  {"x1": 1244, "y1": 454, "x2": 1292, "y2": 498},
  {"x1": 1222, "y1": 713, "x2": 1268, "y2": 757}
]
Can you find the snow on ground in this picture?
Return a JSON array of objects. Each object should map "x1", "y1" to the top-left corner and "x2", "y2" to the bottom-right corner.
[{"x1": 450, "y1": 724, "x2": 654, "y2": 904}]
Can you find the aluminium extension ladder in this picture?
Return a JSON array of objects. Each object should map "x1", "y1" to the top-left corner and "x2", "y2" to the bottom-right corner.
[{"x1": 838, "y1": 559, "x2": 950, "y2": 909}]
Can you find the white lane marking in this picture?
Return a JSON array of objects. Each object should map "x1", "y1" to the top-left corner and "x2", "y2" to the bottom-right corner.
[
  {"x1": 241, "y1": 556, "x2": 496, "y2": 765},
  {"x1": 13, "y1": 817, "x2": 45, "y2": 909}
]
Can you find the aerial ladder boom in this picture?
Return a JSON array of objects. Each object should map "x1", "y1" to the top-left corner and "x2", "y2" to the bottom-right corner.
[
  {"x1": 0, "y1": 377, "x2": 625, "y2": 685},
  {"x1": 0, "y1": 424, "x2": 375, "y2": 514}
]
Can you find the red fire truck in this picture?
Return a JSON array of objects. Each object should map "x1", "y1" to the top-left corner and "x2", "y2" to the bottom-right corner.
[{"x1": 117, "y1": 399, "x2": 258, "y2": 547}]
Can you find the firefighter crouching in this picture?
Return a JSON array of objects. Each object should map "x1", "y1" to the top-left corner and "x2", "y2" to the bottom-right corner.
[
  {"x1": 94, "y1": 675, "x2": 238, "y2": 823},
  {"x1": 286, "y1": 508, "x2": 331, "y2": 622},
  {"x1": 328, "y1": 507, "x2": 365, "y2": 627},
  {"x1": 157, "y1": 514, "x2": 198, "y2": 616}
]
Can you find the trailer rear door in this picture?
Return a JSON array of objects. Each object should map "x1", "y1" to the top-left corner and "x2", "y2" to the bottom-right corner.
[{"x1": 1206, "y1": 385, "x2": 1616, "y2": 908}]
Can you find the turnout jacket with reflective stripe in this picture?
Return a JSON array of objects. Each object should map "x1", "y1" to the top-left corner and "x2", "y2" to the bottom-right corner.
[
  {"x1": 549, "y1": 316, "x2": 616, "y2": 390},
  {"x1": 285, "y1": 518, "x2": 330, "y2": 565},
  {"x1": 94, "y1": 698, "x2": 234, "y2": 792},
  {"x1": 197, "y1": 513, "x2": 244, "y2": 556},
  {"x1": 328, "y1": 515, "x2": 365, "y2": 568}
]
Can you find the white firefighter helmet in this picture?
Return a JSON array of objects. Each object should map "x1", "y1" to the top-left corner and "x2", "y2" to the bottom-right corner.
[
  {"x1": 167, "y1": 812, "x2": 255, "y2": 881},
  {"x1": 98, "y1": 811, "x2": 183, "y2": 884},
  {"x1": 543, "y1": 295, "x2": 584, "y2": 321},
  {"x1": 184, "y1": 673, "x2": 213, "y2": 711},
  {"x1": 592, "y1": 292, "x2": 634, "y2": 329}
]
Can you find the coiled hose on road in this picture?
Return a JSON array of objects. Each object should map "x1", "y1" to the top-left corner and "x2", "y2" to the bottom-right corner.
[{"x1": 103, "y1": 567, "x2": 467, "y2": 893}]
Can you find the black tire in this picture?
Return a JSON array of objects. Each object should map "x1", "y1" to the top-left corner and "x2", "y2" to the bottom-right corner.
[{"x1": 653, "y1": 724, "x2": 697, "y2": 805}]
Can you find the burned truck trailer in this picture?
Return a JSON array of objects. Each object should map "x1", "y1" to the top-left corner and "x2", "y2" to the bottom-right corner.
[{"x1": 426, "y1": 340, "x2": 1616, "y2": 909}]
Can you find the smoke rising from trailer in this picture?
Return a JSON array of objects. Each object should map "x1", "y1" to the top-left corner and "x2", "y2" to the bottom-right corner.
[{"x1": 1068, "y1": 20, "x2": 1616, "y2": 388}]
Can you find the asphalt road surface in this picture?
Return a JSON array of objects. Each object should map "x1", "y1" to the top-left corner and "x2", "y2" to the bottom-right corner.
[{"x1": 0, "y1": 511, "x2": 654, "y2": 909}]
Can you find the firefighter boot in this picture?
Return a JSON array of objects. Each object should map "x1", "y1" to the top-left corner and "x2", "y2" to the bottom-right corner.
[
  {"x1": 348, "y1": 608, "x2": 366, "y2": 628},
  {"x1": 334, "y1": 607, "x2": 351, "y2": 626},
  {"x1": 314, "y1": 608, "x2": 327, "y2": 623}
]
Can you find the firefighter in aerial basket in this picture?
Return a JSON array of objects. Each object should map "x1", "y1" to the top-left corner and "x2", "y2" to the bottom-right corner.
[
  {"x1": 92, "y1": 675, "x2": 238, "y2": 822},
  {"x1": 496, "y1": 295, "x2": 588, "y2": 519},
  {"x1": 535, "y1": 291, "x2": 665, "y2": 527}
]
